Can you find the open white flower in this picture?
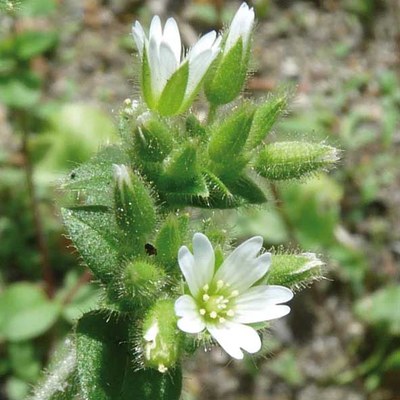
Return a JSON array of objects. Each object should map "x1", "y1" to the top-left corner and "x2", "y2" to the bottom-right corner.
[
  {"x1": 132, "y1": 16, "x2": 221, "y2": 115},
  {"x1": 175, "y1": 233, "x2": 293, "y2": 359}
]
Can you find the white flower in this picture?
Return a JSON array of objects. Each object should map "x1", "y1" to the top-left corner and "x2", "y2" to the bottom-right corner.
[
  {"x1": 132, "y1": 16, "x2": 221, "y2": 114},
  {"x1": 175, "y1": 233, "x2": 293, "y2": 359},
  {"x1": 224, "y1": 2, "x2": 255, "y2": 55}
]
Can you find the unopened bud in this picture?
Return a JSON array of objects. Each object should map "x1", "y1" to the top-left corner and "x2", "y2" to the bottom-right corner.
[
  {"x1": 142, "y1": 300, "x2": 181, "y2": 373},
  {"x1": 113, "y1": 164, "x2": 156, "y2": 244},
  {"x1": 123, "y1": 260, "x2": 165, "y2": 301},
  {"x1": 267, "y1": 253, "x2": 325, "y2": 289},
  {"x1": 255, "y1": 141, "x2": 340, "y2": 180}
]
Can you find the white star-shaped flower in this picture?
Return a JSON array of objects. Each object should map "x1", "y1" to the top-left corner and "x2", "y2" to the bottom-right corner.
[{"x1": 175, "y1": 233, "x2": 293, "y2": 359}]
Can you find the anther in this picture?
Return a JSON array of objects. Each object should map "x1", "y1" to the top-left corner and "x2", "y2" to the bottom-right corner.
[
  {"x1": 227, "y1": 310, "x2": 235, "y2": 317},
  {"x1": 230, "y1": 290, "x2": 239, "y2": 297},
  {"x1": 216, "y1": 280, "x2": 224, "y2": 290},
  {"x1": 199, "y1": 309, "x2": 206, "y2": 315},
  {"x1": 219, "y1": 317, "x2": 226, "y2": 323},
  {"x1": 203, "y1": 294, "x2": 210, "y2": 301},
  {"x1": 203, "y1": 284, "x2": 209, "y2": 292},
  {"x1": 210, "y1": 311, "x2": 217, "y2": 319}
]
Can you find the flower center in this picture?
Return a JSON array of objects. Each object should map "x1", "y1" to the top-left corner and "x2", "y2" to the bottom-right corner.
[{"x1": 197, "y1": 280, "x2": 239, "y2": 324}]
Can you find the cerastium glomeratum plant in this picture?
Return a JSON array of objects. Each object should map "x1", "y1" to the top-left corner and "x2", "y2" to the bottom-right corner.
[{"x1": 32, "y1": 3, "x2": 339, "y2": 399}]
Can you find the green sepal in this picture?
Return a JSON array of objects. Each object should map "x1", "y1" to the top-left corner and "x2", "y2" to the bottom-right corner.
[
  {"x1": 205, "y1": 39, "x2": 247, "y2": 105},
  {"x1": 185, "y1": 170, "x2": 244, "y2": 209},
  {"x1": 159, "y1": 143, "x2": 208, "y2": 195},
  {"x1": 133, "y1": 117, "x2": 173, "y2": 163},
  {"x1": 142, "y1": 299, "x2": 182, "y2": 372},
  {"x1": 114, "y1": 166, "x2": 157, "y2": 246},
  {"x1": 266, "y1": 253, "x2": 324, "y2": 290},
  {"x1": 155, "y1": 213, "x2": 189, "y2": 272},
  {"x1": 75, "y1": 311, "x2": 182, "y2": 400},
  {"x1": 246, "y1": 93, "x2": 289, "y2": 150},
  {"x1": 255, "y1": 141, "x2": 339, "y2": 180},
  {"x1": 61, "y1": 206, "x2": 120, "y2": 283},
  {"x1": 157, "y1": 62, "x2": 189, "y2": 116},
  {"x1": 141, "y1": 48, "x2": 155, "y2": 109},
  {"x1": 224, "y1": 174, "x2": 267, "y2": 204}
]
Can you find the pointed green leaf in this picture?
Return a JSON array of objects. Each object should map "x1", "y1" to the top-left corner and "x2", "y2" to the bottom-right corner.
[
  {"x1": 157, "y1": 62, "x2": 189, "y2": 116},
  {"x1": 61, "y1": 146, "x2": 128, "y2": 207},
  {"x1": 61, "y1": 206, "x2": 120, "y2": 283}
]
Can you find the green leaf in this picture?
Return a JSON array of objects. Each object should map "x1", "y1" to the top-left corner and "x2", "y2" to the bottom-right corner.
[
  {"x1": 157, "y1": 61, "x2": 189, "y2": 116},
  {"x1": 0, "y1": 283, "x2": 60, "y2": 341},
  {"x1": 8, "y1": 341, "x2": 41, "y2": 382},
  {"x1": 0, "y1": 77, "x2": 40, "y2": 108},
  {"x1": 61, "y1": 206, "x2": 120, "y2": 283},
  {"x1": 76, "y1": 311, "x2": 182, "y2": 400},
  {"x1": 205, "y1": 39, "x2": 247, "y2": 105},
  {"x1": 61, "y1": 145, "x2": 127, "y2": 206},
  {"x1": 354, "y1": 285, "x2": 400, "y2": 335},
  {"x1": 15, "y1": 30, "x2": 58, "y2": 60}
]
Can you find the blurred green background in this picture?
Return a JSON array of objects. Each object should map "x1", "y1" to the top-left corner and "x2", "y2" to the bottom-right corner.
[{"x1": 0, "y1": 0, "x2": 399, "y2": 399}]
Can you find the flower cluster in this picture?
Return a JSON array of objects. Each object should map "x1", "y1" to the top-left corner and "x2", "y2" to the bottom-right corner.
[
  {"x1": 132, "y1": 2, "x2": 255, "y2": 115},
  {"x1": 175, "y1": 233, "x2": 293, "y2": 359}
]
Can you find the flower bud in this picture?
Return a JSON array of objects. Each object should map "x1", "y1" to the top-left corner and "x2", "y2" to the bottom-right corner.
[
  {"x1": 255, "y1": 141, "x2": 340, "y2": 180},
  {"x1": 133, "y1": 113, "x2": 173, "y2": 163},
  {"x1": 205, "y1": 3, "x2": 255, "y2": 105},
  {"x1": 267, "y1": 253, "x2": 325, "y2": 289},
  {"x1": 142, "y1": 299, "x2": 182, "y2": 373},
  {"x1": 113, "y1": 164, "x2": 156, "y2": 244},
  {"x1": 123, "y1": 260, "x2": 165, "y2": 302},
  {"x1": 155, "y1": 214, "x2": 188, "y2": 272}
]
